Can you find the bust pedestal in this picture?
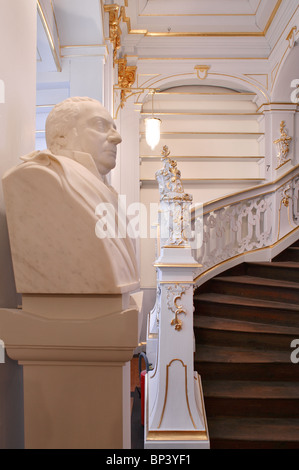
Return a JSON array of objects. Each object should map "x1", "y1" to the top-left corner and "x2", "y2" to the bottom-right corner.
[
  {"x1": 1, "y1": 137, "x2": 142, "y2": 448},
  {"x1": 0, "y1": 292, "x2": 142, "y2": 449}
]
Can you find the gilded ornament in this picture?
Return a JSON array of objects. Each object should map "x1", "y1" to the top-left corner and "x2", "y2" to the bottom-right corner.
[
  {"x1": 117, "y1": 57, "x2": 137, "y2": 108},
  {"x1": 104, "y1": 5, "x2": 122, "y2": 65},
  {"x1": 166, "y1": 284, "x2": 191, "y2": 331},
  {"x1": 274, "y1": 121, "x2": 292, "y2": 170},
  {"x1": 156, "y1": 147, "x2": 193, "y2": 247}
]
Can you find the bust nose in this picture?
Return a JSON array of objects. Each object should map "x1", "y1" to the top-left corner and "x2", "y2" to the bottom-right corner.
[{"x1": 108, "y1": 127, "x2": 122, "y2": 144}]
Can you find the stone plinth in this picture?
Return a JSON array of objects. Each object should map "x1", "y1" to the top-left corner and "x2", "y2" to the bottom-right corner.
[{"x1": 0, "y1": 293, "x2": 142, "y2": 449}]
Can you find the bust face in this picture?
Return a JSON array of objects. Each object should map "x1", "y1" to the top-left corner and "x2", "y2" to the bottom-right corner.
[{"x1": 72, "y1": 101, "x2": 122, "y2": 176}]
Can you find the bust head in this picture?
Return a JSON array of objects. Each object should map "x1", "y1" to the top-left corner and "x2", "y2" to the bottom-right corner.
[{"x1": 45, "y1": 97, "x2": 122, "y2": 176}]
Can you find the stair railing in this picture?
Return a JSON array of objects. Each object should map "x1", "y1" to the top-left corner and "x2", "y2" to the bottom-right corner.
[{"x1": 191, "y1": 165, "x2": 299, "y2": 287}]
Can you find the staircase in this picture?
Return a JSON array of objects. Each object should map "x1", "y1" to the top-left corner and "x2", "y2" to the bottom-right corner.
[{"x1": 194, "y1": 240, "x2": 299, "y2": 449}]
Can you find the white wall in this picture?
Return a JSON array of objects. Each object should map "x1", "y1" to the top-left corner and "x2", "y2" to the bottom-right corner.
[
  {"x1": 0, "y1": 0, "x2": 37, "y2": 449},
  {"x1": 139, "y1": 84, "x2": 264, "y2": 288}
]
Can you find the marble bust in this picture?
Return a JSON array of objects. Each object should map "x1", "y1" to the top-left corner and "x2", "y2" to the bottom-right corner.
[{"x1": 2, "y1": 97, "x2": 140, "y2": 295}]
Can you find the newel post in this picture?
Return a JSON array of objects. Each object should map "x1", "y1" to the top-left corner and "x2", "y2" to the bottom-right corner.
[{"x1": 144, "y1": 146, "x2": 210, "y2": 449}]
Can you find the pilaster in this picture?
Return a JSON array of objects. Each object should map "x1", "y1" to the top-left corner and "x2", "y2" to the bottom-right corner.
[{"x1": 259, "y1": 103, "x2": 297, "y2": 181}]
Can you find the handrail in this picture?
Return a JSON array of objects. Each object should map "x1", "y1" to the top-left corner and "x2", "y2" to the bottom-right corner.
[{"x1": 191, "y1": 164, "x2": 299, "y2": 219}]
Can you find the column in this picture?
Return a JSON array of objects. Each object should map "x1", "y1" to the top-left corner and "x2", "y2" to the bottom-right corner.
[{"x1": 0, "y1": 0, "x2": 37, "y2": 448}]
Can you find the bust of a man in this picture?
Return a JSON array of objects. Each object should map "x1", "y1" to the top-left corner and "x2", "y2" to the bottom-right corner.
[
  {"x1": 2, "y1": 97, "x2": 140, "y2": 295},
  {"x1": 45, "y1": 97, "x2": 122, "y2": 181}
]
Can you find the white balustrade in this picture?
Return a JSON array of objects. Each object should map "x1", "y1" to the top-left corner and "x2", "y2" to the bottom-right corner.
[
  {"x1": 145, "y1": 147, "x2": 299, "y2": 449},
  {"x1": 192, "y1": 168, "x2": 299, "y2": 284}
]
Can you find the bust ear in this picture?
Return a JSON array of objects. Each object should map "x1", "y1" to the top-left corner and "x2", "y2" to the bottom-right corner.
[
  {"x1": 54, "y1": 135, "x2": 67, "y2": 151},
  {"x1": 64, "y1": 128, "x2": 80, "y2": 149},
  {"x1": 59, "y1": 129, "x2": 79, "y2": 148}
]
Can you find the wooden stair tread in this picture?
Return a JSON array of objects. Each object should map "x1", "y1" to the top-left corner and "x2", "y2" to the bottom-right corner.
[
  {"x1": 202, "y1": 380, "x2": 299, "y2": 399},
  {"x1": 250, "y1": 261, "x2": 299, "y2": 268},
  {"x1": 194, "y1": 292, "x2": 299, "y2": 311},
  {"x1": 195, "y1": 344, "x2": 292, "y2": 363},
  {"x1": 208, "y1": 417, "x2": 299, "y2": 442},
  {"x1": 194, "y1": 315, "x2": 299, "y2": 335},
  {"x1": 213, "y1": 275, "x2": 299, "y2": 289},
  {"x1": 193, "y1": 243, "x2": 299, "y2": 447}
]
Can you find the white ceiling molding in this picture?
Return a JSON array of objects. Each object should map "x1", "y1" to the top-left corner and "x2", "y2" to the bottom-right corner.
[
  {"x1": 37, "y1": 0, "x2": 61, "y2": 72},
  {"x1": 52, "y1": 0, "x2": 104, "y2": 46},
  {"x1": 37, "y1": 0, "x2": 105, "y2": 74},
  {"x1": 118, "y1": 0, "x2": 298, "y2": 60}
]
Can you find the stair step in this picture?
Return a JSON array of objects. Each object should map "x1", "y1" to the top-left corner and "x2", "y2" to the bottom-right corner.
[
  {"x1": 195, "y1": 344, "x2": 299, "y2": 381},
  {"x1": 194, "y1": 242, "x2": 299, "y2": 448},
  {"x1": 246, "y1": 261, "x2": 299, "y2": 282},
  {"x1": 195, "y1": 315, "x2": 299, "y2": 336},
  {"x1": 274, "y1": 247, "x2": 299, "y2": 262},
  {"x1": 196, "y1": 344, "x2": 291, "y2": 364},
  {"x1": 194, "y1": 315, "x2": 299, "y2": 350},
  {"x1": 208, "y1": 417, "x2": 299, "y2": 449},
  {"x1": 209, "y1": 418, "x2": 299, "y2": 449},
  {"x1": 203, "y1": 380, "x2": 299, "y2": 399},
  {"x1": 202, "y1": 380, "x2": 299, "y2": 418},
  {"x1": 194, "y1": 292, "x2": 299, "y2": 326},
  {"x1": 209, "y1": 275, "x2": 299, "y2": 304}
]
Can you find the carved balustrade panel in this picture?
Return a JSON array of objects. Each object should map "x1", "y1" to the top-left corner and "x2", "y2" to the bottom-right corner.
[{"x1": 192, "y1": 173, "x2": 299, "y2": 276}]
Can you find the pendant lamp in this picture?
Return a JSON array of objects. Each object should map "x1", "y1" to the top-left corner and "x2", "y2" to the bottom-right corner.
[{"x1": 145, "y1": 90, "x2": 161, "y2": 151}]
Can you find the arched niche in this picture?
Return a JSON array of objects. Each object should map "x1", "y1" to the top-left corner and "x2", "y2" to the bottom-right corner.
[{"x1": 137, "y1": 73, "x2": 269, "y2": 109}]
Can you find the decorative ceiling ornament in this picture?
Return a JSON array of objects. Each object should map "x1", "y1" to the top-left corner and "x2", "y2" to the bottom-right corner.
[
  {"x1": 274, "y1": 121, "x2": 292, "y2": 170},
  {"x1": 194, "y1": 65, "x2": 210, "y2": 80},
  {"x1": 145, "y1": 90, "x2": 161, "y2": 150},
  {"x1": 117, "y1": 57, "x2": 137, "y2": 108}
]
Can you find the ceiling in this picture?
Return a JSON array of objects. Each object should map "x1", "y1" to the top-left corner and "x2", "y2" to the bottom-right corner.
[
  {"x1": 37, "y1": 0, "x2": 297, "y2": 70},
  {"x1": 36, "y1": 0, "x2": 299, "y2": 103},
  {"x1": 125, "y1": 0, "x2": 278, "y2": 35},
  {"x1": 120, "y1": 0, "x2": 297, "y2": 59},
  {"x1": 37, "y1": 0, "x2": 105, "y2": 73}
]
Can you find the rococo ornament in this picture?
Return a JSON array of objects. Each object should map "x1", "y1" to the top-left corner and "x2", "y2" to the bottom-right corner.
[
  {"x1": 274, "y1": 121, "x2": 292, "y2": 170},
  {"x1": 156, "y1": 147, "x2": 193, "y2": 247}
]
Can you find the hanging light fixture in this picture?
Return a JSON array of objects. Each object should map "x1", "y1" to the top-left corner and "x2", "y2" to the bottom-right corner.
[{"x1": 145, "y1": 90, "x2": 161, "y2": 151}]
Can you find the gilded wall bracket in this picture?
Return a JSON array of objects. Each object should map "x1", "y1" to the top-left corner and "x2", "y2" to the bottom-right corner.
[
  {"x1": 104, "y1": 4, "x2": 123, "y2": 65},
  {"x1": 116, "y1": 57, "x2": 137, "y2": 109}
]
